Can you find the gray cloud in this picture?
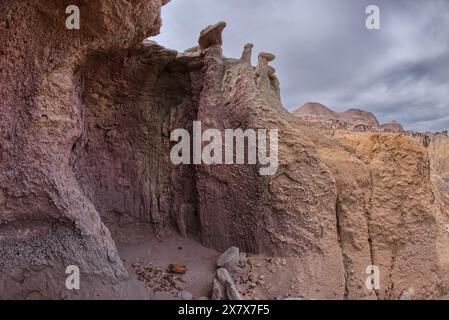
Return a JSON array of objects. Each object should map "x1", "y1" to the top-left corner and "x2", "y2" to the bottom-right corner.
[{"x1": 154, "y1": 0, "x2": 449, "y2": 131}]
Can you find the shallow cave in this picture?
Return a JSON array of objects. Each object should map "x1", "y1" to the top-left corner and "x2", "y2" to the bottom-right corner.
[{"x1": 71, "y1": 44, "x2": 203, "y2": 244}]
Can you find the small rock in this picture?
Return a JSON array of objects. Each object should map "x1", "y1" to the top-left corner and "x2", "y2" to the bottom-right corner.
[
  {"x1": 168, "y1": 264, "x2": 187, "y2": 274},
  {"x1": 275, "y1": 258, "x2": 287, "y2": 266},
  {"x1": 179, "y1": 291, "x2": 193, "y2": 300},
  {"x1": 198, "y1": 296, "x2": 209, "y2": 300},
  {"x1": 400, "y1": 288, "x2": 414, "y2": 300}
]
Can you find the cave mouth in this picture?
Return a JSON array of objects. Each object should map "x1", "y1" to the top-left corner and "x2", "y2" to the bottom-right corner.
[
  {"x1": 66, "y1": 45, "x2": 219, "y2": 298},
  {"x1": 71, "y1": 46, "x2": 201, "y2": 247}
]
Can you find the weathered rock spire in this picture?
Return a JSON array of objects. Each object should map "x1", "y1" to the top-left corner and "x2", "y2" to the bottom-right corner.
[
  {"x1": 240, "y1": 43, "x2": 254, "y2": 63},
  {"x1": 198, "y1": 21, "x2": 227, "y2": 50}
]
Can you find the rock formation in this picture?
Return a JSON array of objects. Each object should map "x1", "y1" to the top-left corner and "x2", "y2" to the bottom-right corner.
[
  {"x1": 1, "y1": 0, "x2": 449, "y2": 300},
  {"x1": 293, "y1": 102, "x2": 338, "y2": 121},
  {"x1": 199, "y1": 21, "x2": 226, "y2": 50},
  {"x1": 0, "y1": 0, "x2": 170, "y2": 299},
  {"x1": 338, "y1": 108, "x2": 380, "y2": 127},
  {"x1": 240, "y1": 43, "x2": 254, "y2": 64},
  {"x1": 294, "y1": 103, "x2": 405, "y2": 133},
  {"x1": 294, "y1": 103, "x2": 381, "y2": 128},
  {"x1": 293, "y1": 103, "x2": 449, "y2": 299},
  {"x1": 381, "y1": 120, "x2": 404, "y2": 133}
]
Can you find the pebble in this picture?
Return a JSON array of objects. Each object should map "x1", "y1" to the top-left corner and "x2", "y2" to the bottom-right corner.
[{"x1": 179, "y1": 291, "x2": 193, "y2": 300}]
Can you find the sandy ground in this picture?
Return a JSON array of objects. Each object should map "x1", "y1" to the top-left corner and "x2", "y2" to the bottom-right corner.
[
  {"x1": 109, "y1": 224, "x2": 313, "y2": 300},
  {"x1": 108, "y1": 223, "x2": 449, "y2": 301},
  {"x1": 108, "y1": 224, "x2": 332, "y2": 300},
  {"x1": 112, "y1": 224, "x2": 219, "y2": 300}
]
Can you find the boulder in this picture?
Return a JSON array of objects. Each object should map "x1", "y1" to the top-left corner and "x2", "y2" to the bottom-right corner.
[
  {"x1": 211, "y1": 277, "x2": 227, "y2": 300},
  {"x1": 217, "y1": 246, "x2": 240, "y2": 271},
  {"x1": 216, "y1": 268, "x2": 242, "y2": 300},
  {"x1": 179, "y1": 291, "x2": 193, "y2": 300}
]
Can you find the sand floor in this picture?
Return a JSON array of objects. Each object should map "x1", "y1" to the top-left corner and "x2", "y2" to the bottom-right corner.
[{"x1": 112, "y1": 224, "x2": 219, "y2": 300}]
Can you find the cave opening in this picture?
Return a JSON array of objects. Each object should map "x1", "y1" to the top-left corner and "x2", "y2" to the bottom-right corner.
[{"x1": 71, "y1": 45, "x2": 202, "y2": 247}]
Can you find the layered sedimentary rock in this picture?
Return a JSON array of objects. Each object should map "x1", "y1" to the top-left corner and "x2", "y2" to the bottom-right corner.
[
  {"x1": 0, "y1": 0, "x2": 169, "y2": 299},
  {"x1": 1, "y1": 0, "x2": 449, "y2": 300},
  {"x1": 313, "y1": 130, "x2": 449, "y2": 299},
  {"x1": 294, "y1": 103, "x2": 449, "y2": 299},
  {"x1": 429, "y1": 133, "x2": 449, "y2": 224}
]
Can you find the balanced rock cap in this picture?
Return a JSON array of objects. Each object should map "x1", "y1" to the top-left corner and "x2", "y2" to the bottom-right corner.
[
  {"x1": 199, "y1": 21, "x2": 227, "y2": 50},
  {"x1": 259, "y1": 52, "x2": 276, "y2": 62}
]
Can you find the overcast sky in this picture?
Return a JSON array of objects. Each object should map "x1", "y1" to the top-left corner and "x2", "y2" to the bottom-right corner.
[{"x1": 154, "y1": 0, "x2": 449, "y2": 132}]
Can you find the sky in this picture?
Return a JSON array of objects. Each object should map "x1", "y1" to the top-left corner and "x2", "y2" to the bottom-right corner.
[{"x1": 154, "y1": 0, "x2": 449, "y2": 132}]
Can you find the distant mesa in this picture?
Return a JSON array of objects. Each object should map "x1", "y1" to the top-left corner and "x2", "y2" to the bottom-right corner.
[
  {"x1": 338, "y1": 108, "x2": 380, "y2": 128},
  {"x1": 381, "y1": 120, "x2": 405, "y2": 133},
  {"x1": 293, "y1": 102, "x2": 404, "y2": 132},
  {"x1": 293, "y1": 102, "x2": 338, "y2": 121}
]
